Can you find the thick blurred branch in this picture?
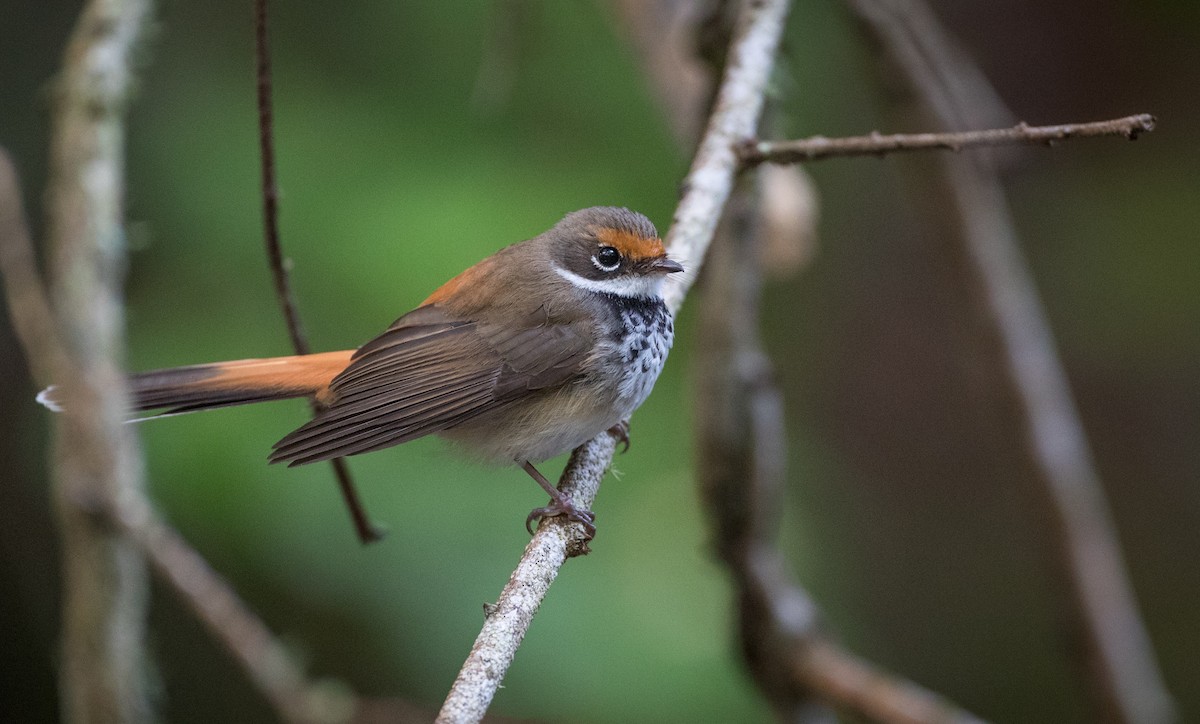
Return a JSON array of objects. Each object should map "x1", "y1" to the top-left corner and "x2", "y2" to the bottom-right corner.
[
  {"x1": 38, "y1": 0, "x2": 155, "y2": 721},
  {"x1": 607, "y1": 0, "x2": 714, "y2": 147},
  {"x1": 738, "y1": 114, "x2": 1156, "y2": 166},
  {"x1": 846, "y1": 0, "x2": 1175, "y2": 721},
  {"x1": 437, "y1": 1, "x2": 792, "y2": 720},
  {"x1": 4, "y1": 5, "x2": 399, "y2": 722},
  {"x1": 696, "y1": 185, "x2": 984, "y2": 724}
]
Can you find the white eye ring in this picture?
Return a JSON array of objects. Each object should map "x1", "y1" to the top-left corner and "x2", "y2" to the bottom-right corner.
[{"x1": 592, "y1": 246, "x2": 621, "y2": 272}]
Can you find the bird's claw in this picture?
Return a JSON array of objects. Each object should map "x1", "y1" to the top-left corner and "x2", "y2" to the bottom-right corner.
[
  {"x1": 608, "y1": 420, "x2": 631, "y2": 453},
  {"x1": 525, "y1": 501, "x2": 597, "y2": 539}
]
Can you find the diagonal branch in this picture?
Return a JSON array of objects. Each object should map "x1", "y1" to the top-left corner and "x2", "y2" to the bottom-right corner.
[
  {"x1": 436, "y1": 434, "x2": 619, "y2": 723},
  {"x1": 252, "y1": 0, "x2": 382, "y2": 544},
  {"x1": 109, "y1": 493, "x2": 394, "y2": 724},
  {"x1": 0, "y1": 151, "x2": 69, "y2": 387},
  {"x1": 846, "y1": 0, "x2": 1175, "y2": 721},
  {"x1": 737, "y1": 114, "x2": 1156, "y2": 166},
  {"x1": 436, "y1": 1, "x2": 793, "y2": 721}
]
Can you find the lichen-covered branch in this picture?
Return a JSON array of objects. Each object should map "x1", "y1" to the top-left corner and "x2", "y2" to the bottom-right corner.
[
  {"x1": 737, "y1": 114, "x2": 1156, "y2": 166},
  {"x1": 41, "y1": 0, "x2": 154, "y2": 721},
  {"x1": 436, "y1": 1, "x2": 793, "y2": 720},
  {"x1": 436, "y1": 433, "x2": 619, "y2": 723}
]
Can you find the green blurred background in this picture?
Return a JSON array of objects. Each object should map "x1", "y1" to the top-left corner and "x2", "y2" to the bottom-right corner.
[{"x1": 2, "y1": 1, "x2": 1197, "y2": 722}]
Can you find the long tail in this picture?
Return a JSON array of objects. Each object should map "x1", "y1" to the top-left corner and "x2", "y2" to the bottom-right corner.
[{"x1": 37, "y1": 351, "x2": 354, "y2": 417}]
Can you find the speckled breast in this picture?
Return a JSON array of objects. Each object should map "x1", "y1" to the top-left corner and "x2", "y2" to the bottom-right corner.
[{"x1": 607, "y1": 297, "x2": 674, "y2": 409}]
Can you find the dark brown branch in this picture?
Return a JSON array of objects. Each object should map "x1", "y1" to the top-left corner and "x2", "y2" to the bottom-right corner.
[
  {"x1": 695, "y1": 184, "x2": 983, "y2": 724},
  {"x1": 254, "y1": 0, "x2": 306, "y2": 356},
  {"x1": 252, "y1": 0, "x2": 382, "y2": 544},
  {"x1": 737, "y1": 114, "x2": 1156, "y2": 166},
  {"x1": 846, "y1": 0, "x2": 1175, "y2": 721}
]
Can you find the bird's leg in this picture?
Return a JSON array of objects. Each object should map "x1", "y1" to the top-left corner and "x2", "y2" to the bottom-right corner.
[
  {"x1": 607, "y1": 420, "x2": 631, "y2": 453},
  {"x1": 520, "y1": 460, "x2": 596, "y2": 539}
]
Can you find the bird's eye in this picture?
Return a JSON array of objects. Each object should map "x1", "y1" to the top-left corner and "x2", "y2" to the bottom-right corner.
[{"x1": 594, "y1": 246, "x2": 621, "y2": 272}]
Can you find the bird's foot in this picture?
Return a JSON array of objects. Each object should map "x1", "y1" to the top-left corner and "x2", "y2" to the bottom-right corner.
[
  {"x1": 608, "y1": 420, "x2": 631, "y2": 453},
  {"x1": 520, "y1": 459, "x2": 597, "y2": 539},
  {"x1": 525, "y1": 498, "x2": 596, "y2": 539}
]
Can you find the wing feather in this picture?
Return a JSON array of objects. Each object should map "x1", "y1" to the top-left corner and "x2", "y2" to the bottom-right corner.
[{"x1": 269, "y1": 304, "x2": 593, "y2": 466}]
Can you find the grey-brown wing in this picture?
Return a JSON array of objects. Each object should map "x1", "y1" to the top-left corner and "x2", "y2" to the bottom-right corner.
[{"x1": 268, "y1": 305, "x2": 592, "y2": 466}]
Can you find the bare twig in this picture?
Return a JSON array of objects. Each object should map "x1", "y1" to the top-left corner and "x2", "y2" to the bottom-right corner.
[
  {"x1": 847, "y1": 0, "x2": 1175, "y2": 721},
  {"x1": 254, "y1": 0, "x2": 307, "y2": 356},
  {"x1": 696, "y1": 182, "x2": 982, "y2": 723},
  {"x1": 437, "y1": 1, "x2": 792, "y2": 720},
  {"x1": 41, "y1": 0, "x2": 155, "y2": 721},
  {"x1": 253, "y1": 0, "x2": 382, "y2": 544},
  {"x1": 737, "y1": 114, "x2": 1156, "y2": 166}
]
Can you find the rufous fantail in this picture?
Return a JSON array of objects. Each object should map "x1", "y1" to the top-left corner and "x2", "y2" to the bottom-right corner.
[{"x1": 39, "y1": 207, "x2": 684, "y2": 537}]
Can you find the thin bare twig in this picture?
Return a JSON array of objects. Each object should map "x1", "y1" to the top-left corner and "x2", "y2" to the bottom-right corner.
[
  {"x1": 41, "y1": 0, "x2": 155, "y2": 721},
  {"x1": 847, "y1": 0, "x2": 1175, "y2": 721},
  {"x1": 436, "y1": 1, "x2": 792, "y2": 720},
  {"x1": 737, "y1": 114, "x2": 1156, "y2": 166},
  {"x1": 252, "y1": 0, "x2": 382, "y2": 544}
]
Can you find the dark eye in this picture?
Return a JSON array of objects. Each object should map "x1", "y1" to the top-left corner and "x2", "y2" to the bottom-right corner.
[{"x1": 594, "y1": 246, "x2": 621, "y2": 271}]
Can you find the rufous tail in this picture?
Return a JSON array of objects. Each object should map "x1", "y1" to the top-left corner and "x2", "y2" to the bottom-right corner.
[{"x1": 36, "y1": 351, "x2": 354, "y2": 417}]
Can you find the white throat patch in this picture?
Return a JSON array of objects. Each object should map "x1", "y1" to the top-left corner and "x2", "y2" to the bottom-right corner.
[{"x1": 554, "y1": 265, "x2": 665, "y2": 300}]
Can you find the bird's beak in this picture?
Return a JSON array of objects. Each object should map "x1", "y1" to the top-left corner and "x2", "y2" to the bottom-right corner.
[{"x1": 647, "y1": 257, "x2": 684, "y2": 274}]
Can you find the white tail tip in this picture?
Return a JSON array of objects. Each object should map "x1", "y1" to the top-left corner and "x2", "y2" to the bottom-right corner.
[{"x1": 36, "y1": 386, "x2": 63, "y2": 412}]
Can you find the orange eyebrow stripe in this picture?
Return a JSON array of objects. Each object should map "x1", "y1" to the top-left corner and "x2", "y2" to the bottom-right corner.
[{"x1": 595, "y1": 227, "x2": 666, "y2": 261}]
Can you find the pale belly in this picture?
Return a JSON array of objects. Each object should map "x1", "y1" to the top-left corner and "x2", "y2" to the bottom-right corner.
[{"x1": 440, "y1": 301, "x2": 674, "y2": 464}]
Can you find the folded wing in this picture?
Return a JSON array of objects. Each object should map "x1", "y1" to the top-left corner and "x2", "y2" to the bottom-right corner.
[{"x1": 268, "y1": 305, "x2": 592, "y2": 466}]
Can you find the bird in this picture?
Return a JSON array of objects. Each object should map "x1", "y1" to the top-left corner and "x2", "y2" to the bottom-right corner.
[{"x1": 38, "y1": 207, "x2": 683, "y2": 538}]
